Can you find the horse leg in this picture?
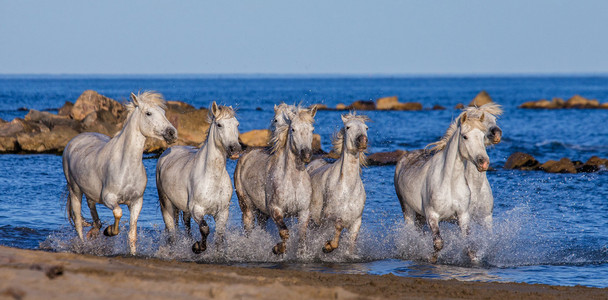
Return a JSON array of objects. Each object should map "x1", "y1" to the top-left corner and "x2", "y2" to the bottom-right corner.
[
  {"x1": 458, "y1": 212, "x2": 478, "y2": 263},
  {"x1": 68, "y1": 187, "x2": 85, "y2": 242},
  {"x1": 103, "y1": 205, "x2": 122, "y2": 237},
  {"x1": 126, "y1": 197, "x2": 143, "y2": 255},
  {"x1": 270, "y1": 207, "x2": 289, "y2": 255},
  {"x1": 427, "y1": 213, "x2": 442, "y2": 264},
  {"x1": 191, "y1": 206, "x2": 209, "y2": 254},
  {"x1": 183, "y1": 211, "x2": 192, "y2": 237},
  {"x1": 86, "y1": 200, "x2": 102, "y2": 239},
  {"x1": 347, "y1": 217, "x2": 362, "y2": 255},
  {"x1": 297, "y1": 209, "x2": 310, "y2": 255},
  {"x1": 214, "y1": 208, "x2": 229, "y2": 250},
  {"x1": 256, "y1": 209, "x2": 269, "y2": 231},
  {"x1": 323, "y1": 219, "x2": 343, "y2": 253},
  {"x1": 159, "y1": 194, "x2": 178, "y2": 244}
]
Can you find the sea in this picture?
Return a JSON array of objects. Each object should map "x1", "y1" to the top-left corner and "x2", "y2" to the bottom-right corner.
[{"x1": 0, "y1": 75, "x2": 607, "y2": 288}]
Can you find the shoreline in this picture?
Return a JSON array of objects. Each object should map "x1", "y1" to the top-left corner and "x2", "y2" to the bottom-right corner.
[{"x1": 1, "y1": 246, "x2": 606, "y2": 299}]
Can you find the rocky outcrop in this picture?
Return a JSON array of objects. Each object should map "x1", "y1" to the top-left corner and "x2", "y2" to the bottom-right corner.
[
  {"x1": 519, "y1": 95, "x2": 607, "y2": 109},
  {"x1": 0, "y1": 90, "x2": 210, "y2": 154},
  {"x1": 469, "y1": 91, "x2": 494, "y2": 107},
  {"x1": 239, "y1": 129, "x2": 271, "y2": 148},
  {"x1": 504, "y1": 152, "x2": 541, "y2": 170},
  {"x1": 366, "y1": 150, "x2": 407, "y2": 166},
  {"x1": 319, "y1": 96, "x2": 423, "y2": 111},
  {"x1": 577, "y1": 156, "x2": 608, "y2": 173},
  {"x1": 540, "y1": 158, "x2": 577, "y2": 174}
]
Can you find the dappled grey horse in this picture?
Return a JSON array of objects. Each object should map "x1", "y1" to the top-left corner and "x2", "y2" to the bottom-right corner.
[
  {"x1": 156, "y1": 102, "x2": 241, "y2": 253},
  {"x1": 307, "y1": 112, "x2": 369, "y2": 254},
  {"x1": 62, "y1": 92, "x2": 177, "y2": 254},
  {"x1": 235, "y1": 105, "x2": 317, "y2": 255}
]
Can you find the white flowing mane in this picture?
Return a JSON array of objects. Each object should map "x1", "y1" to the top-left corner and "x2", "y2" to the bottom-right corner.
[
  {"x1": 124, "y1": 91, "x2": 167, "y2": 113},
  {"x1": 269, "y1": 105, "x2": 315, "y2": 154},
  {"x1": 331, "y1": 112, "x2": 369, "y2": 165},
  {"x1": 426, "y1": 105, "x2": 498, "y2": 152}
]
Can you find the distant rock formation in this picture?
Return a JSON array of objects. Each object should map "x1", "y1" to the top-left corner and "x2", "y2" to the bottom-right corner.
[
  {"x1": 504, "y1": 152, "x2": 607, "y2": 173},
  {"x1": 519, "y1": 95, "x2": 608, "y2": 109}
]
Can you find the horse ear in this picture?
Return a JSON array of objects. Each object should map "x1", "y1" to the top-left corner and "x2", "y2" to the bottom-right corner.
[
  {"x1": 212, "y1": 101, "x2": 219, "y2": 117},
  {"x1": 461, "y1": 112, "x2": 467, "y2": 124},
  {"x1": 341, "y1": 114, "x2": 348, "y2": 123},
  {"x1": 309, "y1": 105, "x2": 317, "y2": 118},
  {"x1": 480, "y1": 113, "x2": 485, "y2": 122},
  {"x1": 274, "y1": 104, "x2": 279, "y2": 113},
  {"x1": 130, "y1": 93, "x2": 139, "y2": 107}
]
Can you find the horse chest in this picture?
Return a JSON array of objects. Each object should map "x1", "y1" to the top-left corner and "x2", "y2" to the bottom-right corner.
[
  {"x1": 189, "y1": 172, "x2": 232, "y2": 212},
  {"x1": 268, "y1": 170, "x2": 311, "y2": 213}
]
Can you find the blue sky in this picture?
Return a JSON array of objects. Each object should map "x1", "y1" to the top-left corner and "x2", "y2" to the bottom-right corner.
[{"x1": 1, "y1": 1, "x2": 607, "y2": 75}]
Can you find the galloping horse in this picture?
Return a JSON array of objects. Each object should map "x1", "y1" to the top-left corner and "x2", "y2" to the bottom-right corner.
[
  {"x1": 394, "y1": 111, "x2": 489, "y2": 262},
  {"x1": 62, "y1": 92, "x2": 177, "y2": 254},
  {"x1": 307, "y1": 112, "x2": 369, "y2": 254},
  {"x1": 156, "y1": 102, "x2": 241, "y2": 253},
  {"x1": 235, "y1": 105, "x2": 317, "y2": 255}
]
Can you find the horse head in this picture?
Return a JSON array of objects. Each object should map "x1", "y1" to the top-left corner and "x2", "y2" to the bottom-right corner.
[
  {"x1": 129, "y1": 92, "x2": 177, "y2": 144},
  {"x1": 208, "y1": 101, "x2": 241, "y2": 159},
  {"x1": 340, "y1": 112, "x2": 369, "y2": 154},
  {"x1": 458, "y1": 113, "x2": 490, "y2": 172},
  {"x1": 286, "y1": 105, "x2": 317, "y2": 169}
]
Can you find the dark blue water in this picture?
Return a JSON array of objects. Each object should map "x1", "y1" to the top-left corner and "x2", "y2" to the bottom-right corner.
[{"x1": 1, "y1": 75, "x2": 607, "y2": 287}]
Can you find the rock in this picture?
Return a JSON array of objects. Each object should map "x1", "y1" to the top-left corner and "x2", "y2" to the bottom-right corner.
[
  {"x1": 600, "y1": 103, "x2": 608, "y2": 109},
  {"x1": 58, "y1": 101, "x2": 74, "y2": 116},
  {"x1": 564, "y1": 95, "x2": 599, "y2": 108},
  {"x1": 367, "y1": 150, "x2": 407, "y2": 166},
  {"x1": 551, "y1": 98, "x2": 565, "y2": 108},
  {"x1": 311, "y1": 104, "x2": 328, "y2": 110},
  {"x1": 393, "y1": 102, "x2": 422, "y2": 111},
  {"x1": 376, "y1": 96, "x2": 399, "y2": 110},
  {"x1": 469, "y1": 91, "x2": 493, "y2": 107},
  {"x1": 577, "y1": 156, "x2": 608, "y2": 173},
  {"x1": 25, "y1": 109, "x2": 80, "y2": 131},
  {"x1": 81, "y1": 111, "x2": 120, "y2": 137},
  {"x1": 432, "y1": 105, "x2": 446, "y2": 110},
  {"x1": 540, "y1": 158, "x2": 577, "y2": 174},
  {"x1": 336, "y1": 103, "x2": 347, "y2": 110},
  {"x1": 165, "y1": 107, "x2": 210, "y2": 146},
  {"x1": 348, "y1": 100, "x2": 376, "y2": 111},
  {"x1": 312, "y1": 134, "x2": 322, "y2": 154},
  {"x1": 70, "y1": 90, "x2": 125, "y2": 121},
  {"x1": 17, "y1": 125, "x2": 79, "y2": 153},
  {"x1": 166, "y1": 101, "x2": 196, "y2": 113},
  {"x1": 504, "y1": 152, "x2": 541, "y2": 170},
  {"x1": 239, "y1": 129, "x2": 271, "y2": 148},
  {"x1": 519, "y1": 99, "x2": 553, "y2": 109},
  {"x1": 454, "y1": 103, "x2": 465, "y2": 109}
]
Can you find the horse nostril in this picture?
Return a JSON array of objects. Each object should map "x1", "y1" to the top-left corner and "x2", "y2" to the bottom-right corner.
[{"x1": 356, "y1": 135, "x2": 368, "y2": 149}]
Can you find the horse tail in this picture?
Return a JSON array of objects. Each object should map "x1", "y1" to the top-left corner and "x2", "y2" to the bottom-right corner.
[{"x1": 62, "y1": 185, "x2": 75, "y2": 226}]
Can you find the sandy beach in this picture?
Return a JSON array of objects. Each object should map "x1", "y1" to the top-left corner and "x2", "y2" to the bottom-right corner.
[{"x1": 0, "y1": 246, "x2": 605, "y2": 300}]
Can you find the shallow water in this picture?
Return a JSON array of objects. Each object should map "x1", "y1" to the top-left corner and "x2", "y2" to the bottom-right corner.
[{"x1": 0, "y1": 76, "x2": 607, "y2": 287}]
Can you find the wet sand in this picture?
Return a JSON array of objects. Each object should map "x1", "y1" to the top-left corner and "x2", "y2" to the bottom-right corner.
[{"x1": 0, "y1": 246, "x2": 606, "y2": 300}]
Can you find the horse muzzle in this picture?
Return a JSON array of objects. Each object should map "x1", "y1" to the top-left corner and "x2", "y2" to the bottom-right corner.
[
  {"x1": 300, "y1": 148, "x2": 312, "y2": 164},
  {"x1": 488, "y1": 127, "x2": 502, "y2": 144},
  {"x1": 163, "y1": 127, "x2": 178, "y2": 144},
  {"x1": 476, "y1": 156, "x2": 490, "y2": 172},
  {"x1": 356, "y1": 135, "x2": 368, "y2": 151},
  {"x1": 227, "y1": 143, "x2": 242, "y2": 160}
]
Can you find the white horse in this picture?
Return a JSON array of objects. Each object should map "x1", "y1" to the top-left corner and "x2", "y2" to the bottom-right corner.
[
  {"x1": 394, "y1": 112, "x2": 489, "y2": 263},
  {"x1": 307, "y1": 112, "x2": 369, "y2": 254},
  {"x1": 62, "y1": 92, "x2": 177, "y2": 254},
  {"x1": 422, "y1": 103, "x2": 503, "y2": 229},
  {"x1": 156, "y1": 102, "x2": 240, "y2": 253},
  {"x1": 235, "y1": 105, "x2": 317, "y2": 255}
]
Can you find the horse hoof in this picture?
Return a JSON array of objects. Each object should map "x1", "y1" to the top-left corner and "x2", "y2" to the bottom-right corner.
[
  {"x1": 429, "y1": 254, "x2": 438, "y2": 264},
  {"x1": 103, "y1": 226, "x2": 118, "y2": 237},
  {"x1": 192, "y1": 241, "x2": 206, "y2": 254},
  {"x1": 322, "y1": 241, "x2": 335, "y2": 253},
  {"x1": 86, "y1": 228, "x2": 100, "y2": 240},
  {"x1": 272, "y1": 243, "x2": 286, "y2": 255},
  {"x1": 433, "y1": 239, "x2": 444, "y2": 252}
]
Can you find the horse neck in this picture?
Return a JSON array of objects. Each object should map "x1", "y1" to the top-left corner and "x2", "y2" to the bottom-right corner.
[
  {"x1": 195, "y1": 124, "x2": 226, "y2": 170},
  {"x1": 271, "y1": 141, "x2": 297, "y2": 175},
  {"x1": 437, "y1": 126, "x2": 465, "y2": 183},
  {"x1": 106, "y1": 111, "x2": 146, "y2": 165},
  {"x1": 336, "y1": 140, "x2": 361, "y2": 180}
]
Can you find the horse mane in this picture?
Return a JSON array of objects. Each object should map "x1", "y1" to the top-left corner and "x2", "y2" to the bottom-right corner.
[
  {"x1": 206, "y1": 104, "x2": 236, "y2": 123},
  {"x1": 426, "y1": 105, "x2": 494, "y2": 152},
  {"x1": 125, "y1": 91, "x2": 167, "y2": 113},
  {"x1": 269, "y1": 105, "x2": 315, "y2": 154},
  {"x1": 331, "y1": 112, "x2": 369, "y2": 166}
]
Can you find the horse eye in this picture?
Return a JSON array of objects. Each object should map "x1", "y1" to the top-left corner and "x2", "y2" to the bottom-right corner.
[
  {"x1": 145, "y1": 111, "x2": 152, "y2": 116},
  {"x1": 291, "y1": 128, "x2": 295, "y2": 132},
  {"x1": 346, "y1": 126, "x2": 350, "y2": 130},
  {"x1": 217, "y1": 123, "x2": 223, "y2": 128},
  {"x1": 463, "y1": 135, "x2": 468, "y2": 140}
]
